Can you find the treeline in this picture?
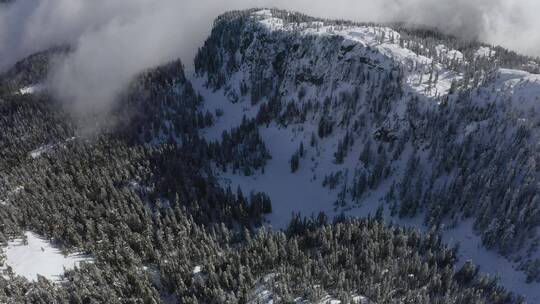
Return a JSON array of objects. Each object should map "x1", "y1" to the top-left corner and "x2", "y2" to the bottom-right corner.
[{"x1": 1, "y1": 213, "x2": 524, "y2": 304}]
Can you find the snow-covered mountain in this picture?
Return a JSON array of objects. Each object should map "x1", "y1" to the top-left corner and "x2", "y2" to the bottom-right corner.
[
  {"x1": 2, "y1": 8, "x2": 540, "y2": 304},
  {"x1": 192, "y1": 8, "x2": 540, "y2": 301}
]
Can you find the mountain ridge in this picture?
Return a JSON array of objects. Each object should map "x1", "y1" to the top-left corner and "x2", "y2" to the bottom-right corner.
[
  {"x1": 0, "y1": 8, "x2": 539, "y2": 303},
  {"x1": 193, "y1": 8, "x2": 540, "y2": 300}
]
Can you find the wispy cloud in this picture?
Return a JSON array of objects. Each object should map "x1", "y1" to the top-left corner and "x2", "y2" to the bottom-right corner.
[{"x1": 1, "y1": 0, "x2": 538, "y2": 127}]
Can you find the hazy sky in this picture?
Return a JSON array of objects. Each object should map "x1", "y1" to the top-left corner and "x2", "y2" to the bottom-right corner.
[{"x1": 1, "y1": 0, "x2": 539, "y2": 126}]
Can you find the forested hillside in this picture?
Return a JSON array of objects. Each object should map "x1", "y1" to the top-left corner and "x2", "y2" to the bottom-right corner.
[
  {"x1": 0, "y1": 8, "x2": 539, "y2": 304},
  {"x1": 194, "y1": 9, "x2": 540, "y2": 289}
]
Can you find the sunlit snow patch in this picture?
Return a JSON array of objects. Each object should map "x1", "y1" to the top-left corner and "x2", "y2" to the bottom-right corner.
[
  {"x1": 29, "y1": 137, "x2": 76, "y2": 159},
  {"x1": 491, "y1": 69, "x2": 540, "y2": 113},
  {"x1": 19, "y1": 84, "x2": 45, "y2": 95},
  {"x1": 475, "y1": 46, "x2": 495, "y2": 59},
  {"x1": 1, "y1": 231, "x2": 91, "y2": 282},
  {"x1": 253, "y1": 9, "x2": 464, "y2": 100},
  {"x1": 29, "y1": 143, "x2": 55, "y2": 159},
  {"x1": 442, "y1": 220, "x2": 540, "y2": 303},
  {"x1": 193, "y1": 265, "x2": 202, "y2": 274}
]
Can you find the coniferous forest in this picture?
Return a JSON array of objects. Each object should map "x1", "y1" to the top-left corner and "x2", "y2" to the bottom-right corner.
[{"x1": 1, "y1": 7, "x2": 540, "y2": 304}]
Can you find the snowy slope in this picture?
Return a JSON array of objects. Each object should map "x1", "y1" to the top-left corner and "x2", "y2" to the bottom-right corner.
[
  {"x1": 196, "y1": 9, "x2": 540, "y2": 231},
  {"x1": 196, "y1": 71, "x2": 540, "y2": 302},
  {"x1": 254, "y1": 9, "x2": 462, "y2": 100},
  {"x1": 193, "y1": 9, "x2": 540, "y2": 302},
  {"x1": 1, "y1": 232, "x2": 91, "y2": 282},
  {"x1": 492, "y1": 69, "x2": 540, "y2": 113},
  {"x1": 442, "y1": 220, "x2": 540, "y2": 303}
]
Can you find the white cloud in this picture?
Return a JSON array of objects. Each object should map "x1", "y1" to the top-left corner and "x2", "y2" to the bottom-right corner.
[{"x1": 1, "y1": 0, "x2": 538, "y2": 127}]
